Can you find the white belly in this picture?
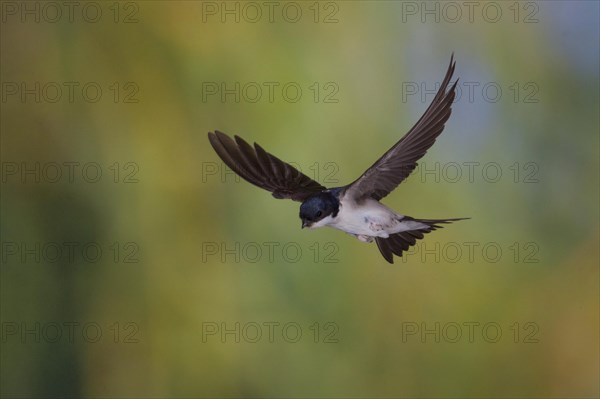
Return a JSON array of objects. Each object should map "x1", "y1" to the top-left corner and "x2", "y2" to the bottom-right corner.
[{"x1": 325, "y1": 198, "x2": 427, "y2": 238}]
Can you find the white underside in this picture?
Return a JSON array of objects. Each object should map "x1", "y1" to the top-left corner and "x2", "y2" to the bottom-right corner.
[{"x1": 308, "y1": 196, "x2": 428, "y2": 239}]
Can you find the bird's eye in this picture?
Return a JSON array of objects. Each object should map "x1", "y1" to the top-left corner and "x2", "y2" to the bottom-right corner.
[{"x1": 316, "y1": 211, "x2": 322, "y2": 218}]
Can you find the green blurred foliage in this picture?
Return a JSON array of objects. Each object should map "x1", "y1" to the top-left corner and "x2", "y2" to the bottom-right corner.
[{"x1": 1, "y1": 1, "x2": 598, "y2": 398}]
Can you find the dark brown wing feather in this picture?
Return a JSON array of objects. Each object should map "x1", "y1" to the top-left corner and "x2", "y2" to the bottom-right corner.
[
  {"x1": 208, "y1": 131, "x2": 326, "y2": 202},
  {"x1": 344, "y1": 55, "x2": 458, "y2": 201}
]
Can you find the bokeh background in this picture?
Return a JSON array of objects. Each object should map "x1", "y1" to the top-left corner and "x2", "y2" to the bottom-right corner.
[{"x1": 1, "y1": 1, "x2": 598, "y2": 398}]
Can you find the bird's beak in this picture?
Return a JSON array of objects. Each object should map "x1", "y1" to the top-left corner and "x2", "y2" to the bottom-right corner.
[{"x1": 302, "y1": 220, "x2": 309, "y2": 229}]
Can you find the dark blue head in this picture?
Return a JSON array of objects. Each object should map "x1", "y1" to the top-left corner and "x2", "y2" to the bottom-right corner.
[{"x1": 299, "y1": 192, "x2": 339, "y2": 229}]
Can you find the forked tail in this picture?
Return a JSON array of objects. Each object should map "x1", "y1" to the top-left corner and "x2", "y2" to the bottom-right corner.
[{"x1": 375, "y1": 217, "x2": 469, "y2": 264}]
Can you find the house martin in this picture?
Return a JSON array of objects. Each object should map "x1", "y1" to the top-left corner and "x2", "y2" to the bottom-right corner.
[{"x1": 208, "y1": 55, "x2": 468, "y2": 263}]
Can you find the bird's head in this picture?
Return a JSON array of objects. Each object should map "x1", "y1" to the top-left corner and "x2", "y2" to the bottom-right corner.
[{"x1": 299, "y1": 192, "x2": 339, "y2": 229}]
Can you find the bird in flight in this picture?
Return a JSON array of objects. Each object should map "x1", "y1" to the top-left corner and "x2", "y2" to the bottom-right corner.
[{"x1": 208, "y1": 55, "x2": 467, "y2": 263}]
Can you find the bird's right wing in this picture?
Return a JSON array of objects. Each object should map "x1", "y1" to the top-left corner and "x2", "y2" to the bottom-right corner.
[
  {"x1": 343, "y1": 55, "x2": 458, "y2": 202},
  {"x1": 208, "y1": 131, "x2": 326, "y2": 202}
]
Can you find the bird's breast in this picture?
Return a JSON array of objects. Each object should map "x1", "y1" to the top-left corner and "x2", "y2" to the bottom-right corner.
[{"x1": 329, "y1": 199, "x2": 400, "y2": 236}]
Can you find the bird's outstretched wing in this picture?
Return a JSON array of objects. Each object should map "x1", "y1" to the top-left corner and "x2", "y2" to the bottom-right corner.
[
  {"x1": 208, "y1": 131, "x2": 326, "y2": 202},
  {"x1": 343, "y1": 55, "x2": 458, "y2": 202}
]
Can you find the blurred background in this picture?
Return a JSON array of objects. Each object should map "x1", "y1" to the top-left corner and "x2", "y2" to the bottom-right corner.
[{"x1": 1, "y1": 1, "x2": 598, "y2": 397}]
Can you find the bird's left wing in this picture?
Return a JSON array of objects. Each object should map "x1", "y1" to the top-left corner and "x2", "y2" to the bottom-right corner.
[
  {"x1": 208, "y1": 131, "x2": 326, "y2": 202},
  {"x1": 343, "y1": 55, "x2": 458, "y2": 202}
]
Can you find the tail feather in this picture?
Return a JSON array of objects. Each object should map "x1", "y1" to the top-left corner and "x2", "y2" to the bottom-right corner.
[{"x1": 375, "y1": 217, "x2": 469, "y2": 264}]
